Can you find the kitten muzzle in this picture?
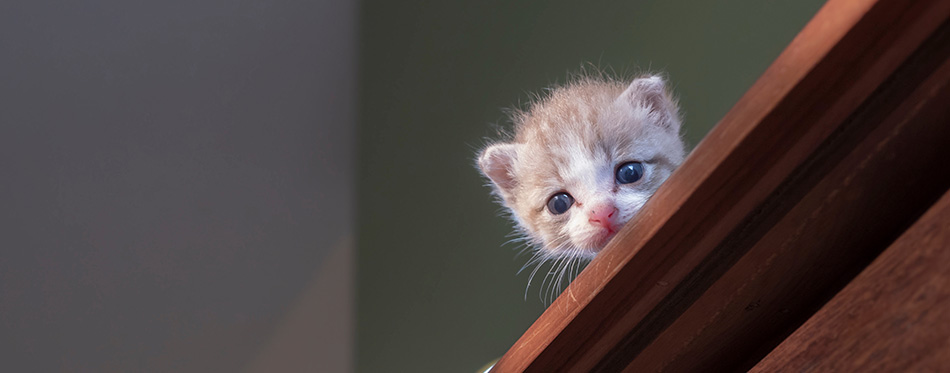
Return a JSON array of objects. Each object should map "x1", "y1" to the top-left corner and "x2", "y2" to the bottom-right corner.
[{"x1": 587, "y1": 204, "x2": 619, "y2": 230}]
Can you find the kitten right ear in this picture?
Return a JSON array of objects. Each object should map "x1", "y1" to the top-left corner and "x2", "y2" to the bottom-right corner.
[
  {"x1": 478, "y1": 143, "x2": 520, "y2": 195},
  {"x1": 619, "y1": 75, "x2": 681, "y2": 133}
]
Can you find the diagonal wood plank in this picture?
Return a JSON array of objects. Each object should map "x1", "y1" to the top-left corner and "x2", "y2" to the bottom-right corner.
[
  {"x1": 492, "y1": 0, "x2": 950, "y2": 371},
  {"x1": 749, "y1": 191, "x2": 950, "y2": 372},
  {"x1": 622, "y1": 24, "x2": 950, "y2": 373}
]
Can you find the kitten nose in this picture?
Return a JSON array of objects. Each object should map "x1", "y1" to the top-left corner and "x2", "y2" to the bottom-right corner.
[{"x1": 587, "y1": 203, "x2": 619, "y2": 228}]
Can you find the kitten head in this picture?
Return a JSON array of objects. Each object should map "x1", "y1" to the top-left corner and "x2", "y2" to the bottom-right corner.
[{"x1": 479, "y1": 75, "x2": 685, "y2": 260}]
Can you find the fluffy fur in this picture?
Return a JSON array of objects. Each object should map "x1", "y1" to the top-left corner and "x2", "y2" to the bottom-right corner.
[{"x1": 478, "y1": 74, "x2": 686, "y2": 297}]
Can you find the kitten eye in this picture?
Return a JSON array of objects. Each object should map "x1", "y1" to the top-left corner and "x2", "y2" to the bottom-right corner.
[
  {"x1": 616, "y1": 161, "x2": 644, "y2": 184},
  {"x1": 546, "y1": 192, "x2": 574, "y2": 215}
]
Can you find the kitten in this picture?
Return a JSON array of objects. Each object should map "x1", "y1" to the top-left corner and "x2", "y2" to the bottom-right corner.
[{"x1": 478, "y1": 74, "x2": 685, "y2": 291}]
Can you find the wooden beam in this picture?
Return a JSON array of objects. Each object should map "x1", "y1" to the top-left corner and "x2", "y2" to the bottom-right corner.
[
  {"x1": 622, "y1": 31, "x2": 950, "y2": 373},
  {"x1": 749, "y1": 191, "x2": 950, "y2": 372},
  {"x1": 492, "y1": 0, "x2": 950, "y2": 371}
]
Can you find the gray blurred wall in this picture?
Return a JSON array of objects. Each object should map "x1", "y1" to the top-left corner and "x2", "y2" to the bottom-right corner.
[{"x1": 0, "y1": 0, "x2": 355, "y2": 371}]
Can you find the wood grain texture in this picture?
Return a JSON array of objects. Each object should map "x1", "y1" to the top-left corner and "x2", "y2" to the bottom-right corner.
[
  {"x1": 622, "y1": 27, "x2": 950, "y2": 373},
  {"x1": 750, "y1": 190, "x2": 950, "y2": 373},
  {"x1": 491, "y1": 0, "x2": 950, "y2": 371}
]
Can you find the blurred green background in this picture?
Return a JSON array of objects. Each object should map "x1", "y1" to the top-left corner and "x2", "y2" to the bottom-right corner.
[{"x1": 356, "y1": 1, "x2": 825, "y2": 371}]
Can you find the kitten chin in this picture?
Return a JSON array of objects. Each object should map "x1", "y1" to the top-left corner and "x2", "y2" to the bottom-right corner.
[{"x1": 478, "y1": 73, "x2": 685, "y2": 283}]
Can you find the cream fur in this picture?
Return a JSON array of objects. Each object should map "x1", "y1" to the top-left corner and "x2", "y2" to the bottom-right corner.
[{"x1": 479, "y1": 74, "x2": 686, "y2": 265}]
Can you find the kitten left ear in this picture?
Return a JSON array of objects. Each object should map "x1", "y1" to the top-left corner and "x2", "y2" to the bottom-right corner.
[
  {"x1": 478, "y1": 143, "x2": 520, "y2": 198},
  {"x1": 619, "y1": 75, "x2": 681, "y2": 133}
]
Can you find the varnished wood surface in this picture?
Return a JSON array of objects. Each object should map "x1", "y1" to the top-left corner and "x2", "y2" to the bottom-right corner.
[
  {"x1": 750, "y1": 190, "x2": 950, "y2": 372},
  {"x1": 491, "y1": 0, "x2": 950, "y2": 371},
  {"x1": 623, "y1": 30, "x2": 950, "y2": 373}
]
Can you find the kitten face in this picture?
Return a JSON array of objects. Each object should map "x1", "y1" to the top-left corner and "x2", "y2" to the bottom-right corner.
[{"x1": 479, "y1": 75, "x2": 685, "y2": 260}]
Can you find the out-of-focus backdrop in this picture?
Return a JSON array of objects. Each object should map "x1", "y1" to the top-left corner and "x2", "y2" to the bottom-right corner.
[
  {"x1": 357, "y1": 1, "x2": 824, "y2": 372},
  {"x1": 0, "y1": 0, "x2": 824, "y2": 372},
  {"x1": 1, "y1": 0, "x2": 355, "y2": 371}
]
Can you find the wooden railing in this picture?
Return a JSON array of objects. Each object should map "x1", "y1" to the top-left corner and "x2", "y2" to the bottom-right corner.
[{"x1": 491, "y1": 0, "x2": 950, "y2": 371}]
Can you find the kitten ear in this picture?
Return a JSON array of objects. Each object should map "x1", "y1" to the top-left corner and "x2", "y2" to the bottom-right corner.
[
  {"x1": 619, "y1": 75, "x2": 681, "y2": 133},
  {"x1": 478, "y1": 143, "x2": 520, "y2": 196}
]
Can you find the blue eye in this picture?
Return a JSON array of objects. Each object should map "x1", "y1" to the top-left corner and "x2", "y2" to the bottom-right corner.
[
  {"x1": 616, "y1": 162, "x2": 644, "y2": 184},
  {"x1": 546, "y1": 192, "x2": 574, "y2": 215}
]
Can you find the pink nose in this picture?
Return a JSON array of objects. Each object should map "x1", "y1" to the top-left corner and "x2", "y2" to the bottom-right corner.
[{"x1": 587, "y1": 203, "x2": 618, "y2": 228}]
